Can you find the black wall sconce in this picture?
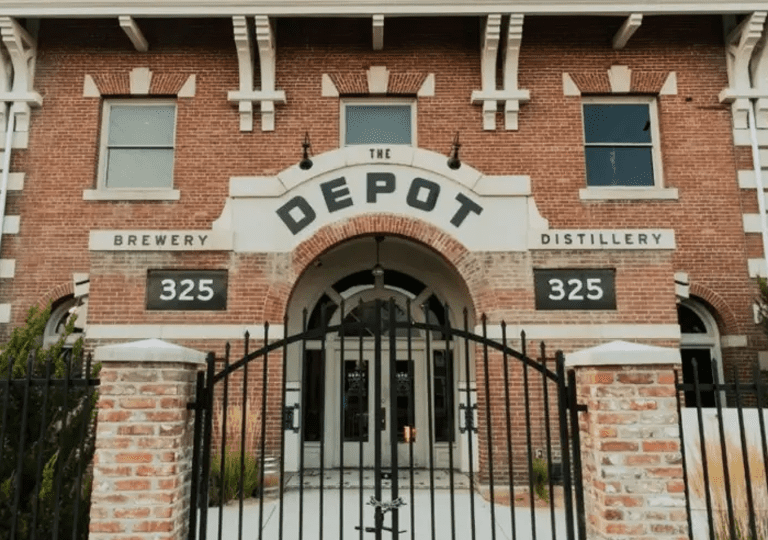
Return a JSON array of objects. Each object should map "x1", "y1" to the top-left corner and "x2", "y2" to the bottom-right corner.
[
  {"x1": 447, "y1": 132, "x2": 461, "y2": 170},
  {"x1": 299, "y1": 132, "x2": 313, "y2": 170}
]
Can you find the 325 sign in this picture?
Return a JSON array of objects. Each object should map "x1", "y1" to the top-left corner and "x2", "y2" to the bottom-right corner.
[
  {"x1": 534, "y1": 269, "x2": 616, "y2": 310},
  {"x1": 146, "y1": 270, "x2": 227, "y2": 311}
]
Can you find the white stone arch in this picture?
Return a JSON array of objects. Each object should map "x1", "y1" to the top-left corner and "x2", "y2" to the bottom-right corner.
[{"x1": 678, "y1": 298, "x2": 724, "y2": 405}]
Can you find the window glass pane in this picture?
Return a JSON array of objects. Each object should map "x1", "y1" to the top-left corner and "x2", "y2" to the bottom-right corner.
[
  {"x1": 585, "y1": 147, "x2": 654, "y2": 187},
  {"x1": 106, "y1": 148, "x2": 174, "y2": 188},
  {"x1": 108, "y1": 105, "x2": 175, "y2": 146},
  {"x1": 584, "y1": 104, "x2": 651, "y2": 144},
  {"x1": 345, "y1": 105, "x2": 412, "y2": 145}
]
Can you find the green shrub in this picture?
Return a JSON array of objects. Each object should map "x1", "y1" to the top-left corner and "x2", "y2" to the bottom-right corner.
[
  {"x1": 208, "y1": 448, "x2": 260, "y2": 506},
  {"x1": 532, "y1": 457, "x2": 549, "y2": 502},
  {"x1": 0, "y1": 303, "x2": 98, "y2": 540}
]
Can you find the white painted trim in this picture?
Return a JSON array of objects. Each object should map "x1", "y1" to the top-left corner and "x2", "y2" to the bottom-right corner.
[
  {"x1": 738, "y1": 166, "x2": 768, "y2": 188},
  {"x1": 129, "y1": 66, "x2": 152, "y2": 94},
  {"x1": 321, "y1": 74, "x2": 339, "y2": 97},
  {"x1": 177, "y1": 74, "x2": 196, "y2": 97},
  {"x1": 94, "y1": 338, "x2": 206, "y2": 363},
  {"x1": 367, "y1": 66, "x2": 389, "y2": 94},
  {"x1": 0, "y1": 303, "x2": 10, "y2": 323},
  {"x1": 0, "y1": 259, "x2": 15, "y2": 278},
  {"x1": 612, "y1": 13, "x2": 642, "y2": 50},
  {"x1": 118, "y1": 15, "x2": 149, "y2": 52},
  {"x1": 743, "y1": 213, "x2": 763, "y2": 233},
  {"x1": 566, "y1": 340, "x2": 681, "y2": 367},
  {"x1": 229, "y1": 176, "x2": 286, "y2": 197},
  {"x1": 372, "y1": 14, "x2": 384, "y2": 50},
  {"x1": 88, "y1": 324, "x2": 285, "y2": 340},
  {"x1": 608, "y1": 65, "x2": 631, "y2": 93},
  {"x1": 562, "y1": 72, "x2": 580, "y2": 96},
  {"x1": 476, "y1": 324, "x2": 681, "y2": 340},
  {"x1": 579, "y1": 187, "x2": 678, "y2": 200},
  {"x1": 417, "y1": 73, "x2": 435, "y2": 97},
  {"x1": 89, "y1": 229, "x2": 233, "y2": 251},
  {"x1": 720, "y1": 335, "x2": 748, "y2": 348},
  {"x1": 83, "y1": 188, "x2": 180, "y2": 201},
  {"x1": 659, "y1": 71, "x2": 678, "y2": 95},
  {"x1": 3, "y1": 215, "x2": 19, "y2": 234},
  {"x1": 472, "y1": 175, "x2": 530, "y2": 195},
  {"x1": 749, "y1": 257, "x2": 766, "y2": 277},
  {"x1": 83, "y1": 74, "x2": 100, "y2": 97},
  {"x1": 733, "y1": 128, "x2": 768, "y2": 146},
  {"x1": 6, "y1": 172, "x2": 23, "y2": 190}
]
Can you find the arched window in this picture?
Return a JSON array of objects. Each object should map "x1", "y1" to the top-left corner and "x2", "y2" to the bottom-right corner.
[
  {"x1": 678, "y1": 300, "x2": 722, "y2": 407},
  {"x1": 43, "y1": 295, "x2": 84, "y2": 347}
]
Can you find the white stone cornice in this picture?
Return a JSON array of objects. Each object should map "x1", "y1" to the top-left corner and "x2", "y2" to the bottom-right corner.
[
  {"x1": 372, "y1": 14, "x2": 384, "y2": 50},
  {"x1": 721, "y1": 11, "x2": 767, "y2": 128},
  {"x1": 228, "y1": 15, "x2": 285, "y2": 131},
  {"x1": 612, "y1": 13, "x2": 642, "y2": 49},
  {"x1": 118, "y1": 15, "x2": 149, "y2": 52}
]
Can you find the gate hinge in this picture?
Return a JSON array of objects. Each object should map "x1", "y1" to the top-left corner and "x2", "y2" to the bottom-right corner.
[{"x1": 458, "y1": 403, "x2": 478, "y2": 433}]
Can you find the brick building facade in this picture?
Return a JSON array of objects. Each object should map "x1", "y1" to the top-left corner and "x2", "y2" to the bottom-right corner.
[{"x1": 0, "y1": 1, "x2": 766, "y2": 478}]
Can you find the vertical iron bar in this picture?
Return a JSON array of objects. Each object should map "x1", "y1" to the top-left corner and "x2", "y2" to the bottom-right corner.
[
  {"x1": 199, "y1": 352, "x2": 217, "y2": 540},
  {"x1": 219, "y1": 344, "x2": 230, "y2": 540},
  {"x1": 674, "y1": 370, "x2": 694, "y2": 540},
  {"x1": 299, "y1": 309, "x2": 308, "y2": 540},
  {"x1": 462, "y1": 308, "x2": 477, "y2": 540},
  {"x1": 733, "y1": 366, "x2": 758, "y2": 540},
  {"x1": 189, "y1": 370, "x2": 205, "y2": 540},
  {"x1": 374, "y1": 299, "x2": 383, "y2": 540},
  {"x1": 259, "y1": 324, "x2": 270, "y2": 540},
  {"x1": 319, "y1": 303, "x2": 328, "y2": 540},
  {"x1": 481, "y1": 316, "x2": 497, "y2": 540},
  {"x1": 555, "y1": 353, "x2": 575, "y2": 540},
  {"x1": 71, "y1": 352, "x2": 94, "y2": 540},
  {"x1": 753, "y1": 364, "x2": 768, "y2": 517},
  {"x1": 691, "y1": 358, "x2": 715, "y2": 540},
  {"x1": 407, "y1": 299, "x2": 416, "y2": 540},
  {"x1": 502, "y1": 325, "x2": 517, "y2": 540},
  {"x1": 423, "y1": 303, "x2": 437, "y2": 540},
  {"x1": 30, "y1": 354, "x2": 53, "y2": 540},
  {"x1": 279, "y1": 316, "x2": 289, "y2": 540},
  {"x1": 339, "y1": 300, "x2": 346, "y2": 540},
  {"x1": 444, "y1": 304, "x2": 456, "y2": 540},
  {"x1": 712, "y1": 360, "x2": 737, "y2": 540},
  {"x1": 358, "y1": 308, "x2": 365, "y2": 540},
  {"x1": 52, "y1": 353, "x2": 73, "y2": 540},
  {"x1": 541, "y1": 347, "x2": 556, "y2": 540},
  {"x1": 238, "y1": 340, "x2": 249, "y2": 540},
  {"x1": 10, "y1": 352, "x2": 35, "y2": 540},
  {"x1": 566, "y1": 368, "x2": 586, "y2": 540},
  {"x1": 389, "y1": 298, "x2": 399, "y2": 540},
  {"x1": 522, "y1": 335, "x2": 536, "y2": 540},
  {"x1": 0, "y1": 356, "x2": 13, "y2": 480}
]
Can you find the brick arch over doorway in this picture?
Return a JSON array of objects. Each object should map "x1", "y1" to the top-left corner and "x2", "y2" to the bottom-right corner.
[
  {"x1": 688, "y1": 282, "x2": 741, "y2": 336},
  {"x1": 32, "y1": 281, "x2": 75, "y2": 312},
  {"x1": 264, "y1": 213, "x2": 478, "y2": 320}
]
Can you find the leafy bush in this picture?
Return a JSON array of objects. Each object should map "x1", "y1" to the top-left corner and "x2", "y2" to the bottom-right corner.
[
  {"x1": 532, "y1": 457, "x2": 549, "y2": 502},
  {"x1": 0, "y1": 304, "x2": 98, "y2": 540},
  {"x1": 208, "y1": 448, "x2": 259, "y2": 506}
]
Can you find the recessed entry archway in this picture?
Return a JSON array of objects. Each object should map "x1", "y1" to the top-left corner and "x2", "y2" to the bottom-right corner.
[{"x1": 284, "y1": 235, "x2": 476, "y2": 470}]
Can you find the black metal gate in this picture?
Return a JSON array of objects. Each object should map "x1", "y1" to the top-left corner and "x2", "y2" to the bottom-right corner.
[{"x1": 187, "y1": 300, "x2": 586, "y2": 540}]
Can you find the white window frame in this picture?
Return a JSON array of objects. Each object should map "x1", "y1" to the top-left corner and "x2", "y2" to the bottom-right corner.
[
  {"x1": 83, "y1": 99, "x2": 180, "y2": 201},
  {"x1": 340, "y1": 98, "x2": 417, "y2": 147},
  {"x1": 579, "y1": 95, "x2": 677, "y2": 201}
]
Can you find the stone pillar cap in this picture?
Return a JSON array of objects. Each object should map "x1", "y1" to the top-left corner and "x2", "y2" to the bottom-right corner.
[
  {"x1": 94, "y1": 338, "x2": 207, "y2": 364},
  {"x1": 566, "y1": 340, "x2": 680, "y2": 367}
]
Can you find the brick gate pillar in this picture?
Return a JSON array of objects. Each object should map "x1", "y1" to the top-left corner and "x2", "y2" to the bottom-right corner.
[
  {"x1": 567, "y1": 341, "x2": 688, "y2": 540},
  {"x1": 89, "y1": 339, "x2": 206, "y2": 540}
]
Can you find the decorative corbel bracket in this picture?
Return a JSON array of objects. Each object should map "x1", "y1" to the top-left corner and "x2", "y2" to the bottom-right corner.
[
  {"x1": 612, "y1": 14, "x2": 643, "y2": 50},
  {"x1": 227, "y1": 15, "x2": 286, "y2": 132},
  {"x1": 471, "y1": 14, "x2": 530, "y2": 131},
  {"x1": 719, "y1": 11, "x2": 768, "y2": 129},
  {"x1": 118, "y1": 16, "x2": 149, "y2": 52},
  {"x1": 373, "y1": 15, "x2": 384, "y2": 51},
  {"x1": 0, "y1": 17, "x2": 42, "y2": 136}
]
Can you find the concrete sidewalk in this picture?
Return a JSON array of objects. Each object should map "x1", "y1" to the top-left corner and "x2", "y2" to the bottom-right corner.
[{"x1": 199, "y1": 488, "x2": 569, "y2": 540}]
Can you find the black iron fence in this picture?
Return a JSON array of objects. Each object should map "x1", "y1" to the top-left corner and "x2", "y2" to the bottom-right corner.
[
  {"x1": 0, "y1": 350, "x2": 99, "y2": 540},
  {"x1": 676, "y1": 359, "x2": 768, "y2": 540},
  {"x1": 188, "y1": 300, "x2": 587, "y2": 540}
]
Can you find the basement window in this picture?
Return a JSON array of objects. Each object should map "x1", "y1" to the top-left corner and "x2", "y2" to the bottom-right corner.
[
  {"x1": 341, "y1": 100, "x2": 416, "y2": 146},
  {"x1": 84, "y1": 99, "x2": 180, "y2": 201}
]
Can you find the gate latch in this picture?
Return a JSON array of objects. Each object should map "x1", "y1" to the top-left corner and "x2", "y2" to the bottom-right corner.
[
  {"x1": 458, "y1": 403, "x2": 478, "y2": 433},
  {"x1": 367, "y1": 496, "x2": 406, "y2": 513}
]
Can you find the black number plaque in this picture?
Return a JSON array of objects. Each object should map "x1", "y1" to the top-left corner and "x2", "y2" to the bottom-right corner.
[
  {"x1": 146, "y1": 270, "x2": 228, "y2": 311},
  {"x1": 534, "y1": 269, "x2": 616, "y2": 310}
]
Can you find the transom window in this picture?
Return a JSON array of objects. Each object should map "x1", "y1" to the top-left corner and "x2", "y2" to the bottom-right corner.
[
  {"x1": 342, "y1": 100, "x2": 415, "y2": 146},
  {"x1": 98, "y1": 100, "x2": 176, "y2": 190},
  {"x1": 583, "y1": 97, "x2": 661, "y2": 188}
]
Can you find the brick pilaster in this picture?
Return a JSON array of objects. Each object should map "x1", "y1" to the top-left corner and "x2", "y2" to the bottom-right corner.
[
  {"x1": 89, "y1": 339, "x2": 206, "y2": 540},
  {"x1": 568, "y1": 341, "x2": 688, "y2": 540}
]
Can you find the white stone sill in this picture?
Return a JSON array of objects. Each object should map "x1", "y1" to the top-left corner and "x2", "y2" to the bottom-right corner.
[
  {"x1": 83, "y1": 188, "x2": 180, "y2": 201},
  {"x1": 579, "y1": 187, "x2": 679, "y2": 201}
]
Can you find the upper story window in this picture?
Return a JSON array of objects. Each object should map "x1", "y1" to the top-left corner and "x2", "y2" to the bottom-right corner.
[
  {"x1": 579, "y1": 97, "x2": 676, "y2": 200},
  {"x1": 84, "y1": 99, "x2": 180, "y2": 201},
  {"x1": 342, "y1": 99, "x2": 416, "y2": 146}
]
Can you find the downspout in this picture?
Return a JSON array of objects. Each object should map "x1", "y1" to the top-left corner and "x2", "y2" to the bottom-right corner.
[
  {"x1": 0, "y1": 105, "x2": 14, "y2": 257},
  {"x1": 748, "y1": 102, "x2": 768, "y2": 275}
]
